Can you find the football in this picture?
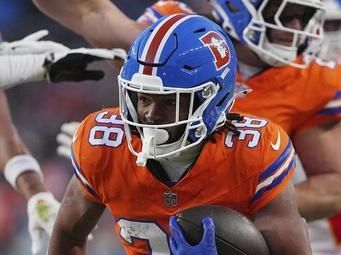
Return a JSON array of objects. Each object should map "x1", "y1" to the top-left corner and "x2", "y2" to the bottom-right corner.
[{"x1": 176, "y1": 205, "x2": 270, "y2": 255}]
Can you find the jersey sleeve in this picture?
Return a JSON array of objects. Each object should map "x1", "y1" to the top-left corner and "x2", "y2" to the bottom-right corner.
[
  {"x1": 296, "y1": 61, "x2": 341, "y2": 131},
  {"x1": 71, "y1": 108, "x2": 125, "y2": 204},
  {"x1": 247, "y1": 122, "x2": 296, "y2": 213},
  {"x1": 137, "y1": 1, "x2": 194, "y2": 26},
  {"x1": 71, "y1": 114, "x2": 103, "y2": 203}
]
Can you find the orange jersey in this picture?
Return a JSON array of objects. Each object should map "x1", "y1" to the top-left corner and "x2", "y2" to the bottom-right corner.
[
  {"x1": 137, "y1": 1, "x2": 194, "y2": 26},
  {"x1": 72, "y1": 108, "x2": 295, "y2": 255},
  {"x1": 234, "y1": 59, "x2": 341, "y2": 136},
  {"x1": 138, "y1": 1, "x2": 341, "y2": 137}
]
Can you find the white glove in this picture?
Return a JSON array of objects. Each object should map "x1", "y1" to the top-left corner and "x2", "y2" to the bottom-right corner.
[
  {"x1": 0, "y1": 47, "x2": 126, "y2": 89},
  {"x1": 56, "y1": 121, "x2": 80, "y2": 159},
  {"x1": 0, "y1": 30, "x2": 69, "y2": 55},
  {"x1": 27, "y1": 192, "x2": 60, "y2": 255},
  {"x1": 0, "y1": 30, "x2": 127, "y2": 89}
]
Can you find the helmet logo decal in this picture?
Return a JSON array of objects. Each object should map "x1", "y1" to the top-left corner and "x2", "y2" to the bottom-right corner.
[
  {"x1": 139, "y1": 13, "x2": 191, "y2": 76},
  {"x1": 200, "y1": 31, "x2": 230, "y2": 70}
]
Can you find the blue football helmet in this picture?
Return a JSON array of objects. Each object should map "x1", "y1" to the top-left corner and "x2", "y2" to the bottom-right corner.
[
  {"x1": 209, "y1": 0, "x2": 325, "y2": 68},
  {"x1": 118, "y1": 14, "x2": 238, "y2": 166}
]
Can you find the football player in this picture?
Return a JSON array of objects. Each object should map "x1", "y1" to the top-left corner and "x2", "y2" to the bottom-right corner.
[
  {"x1": 32, "y1": 0, "x2": 341, "y2": 253},
  {"x1": 48, "y1": 15, "x2": 311, "y2": 255},
  {"x1": 319, "y1": 0, "x2": 341, "y2": 63},
  {"x1": 0, "y1": 30, "x2": 124, "y2": 255}
]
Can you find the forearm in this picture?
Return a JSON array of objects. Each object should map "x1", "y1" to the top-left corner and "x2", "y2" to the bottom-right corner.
[
  {"x1": 48, "y1": 226, "x2": 86, "y2": 255},
  {"x1": 16, "y1": 171, "x2": 47, "y2": 200},
  {"x1": 296, "y1": 173, "x2": 341, "y2": 221},
  {"x1": 0, "y1": 129, "x2": 27, "y2": 169},
  {"x1": 259, "y1": 218, "x2": 311, "y2": 255},
  {"x1": 253, "y1": 184, "x2": 312, "y2": 255},
  {"x1": 293, "y1": 121, "x2": 341, "y2": 220},
  {"x1": 48, "y1": 177, "x2": 105, "y2": 255},
  {"x1": 0, "y1": 91, "x2": 47, "y2": 199},
  {"x1": 33, "y1": 0, "x2": 144, "y2": 50}
]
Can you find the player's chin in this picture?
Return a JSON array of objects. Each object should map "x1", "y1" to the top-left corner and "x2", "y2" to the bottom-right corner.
[{"x1": 165, "y1": 125, "x2": 186, "y2": 144}]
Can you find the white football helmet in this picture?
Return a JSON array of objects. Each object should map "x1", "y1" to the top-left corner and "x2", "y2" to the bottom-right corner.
[{"x1": 319, "y1": 0, "x2": 341, "y2": 63}]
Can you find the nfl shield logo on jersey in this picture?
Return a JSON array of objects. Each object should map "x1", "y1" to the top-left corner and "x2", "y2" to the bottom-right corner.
[{"x1": 164, "y1": 192, "x2": 177, "y2": 207}]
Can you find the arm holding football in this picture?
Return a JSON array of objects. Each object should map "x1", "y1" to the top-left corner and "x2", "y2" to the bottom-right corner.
[
  {"x1": 253, "y1": 183, "x2": 312, "y2": 255},
  {"x1": 48, "y1": 176, "x2": 105, "y2": 255}
]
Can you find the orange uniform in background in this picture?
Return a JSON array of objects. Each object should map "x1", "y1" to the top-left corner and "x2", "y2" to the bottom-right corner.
[
  {"x1": 138, "y1": 1, "x2": 341, "y2": 136},
  {"x1": 71, "y1": 108, "x2": 295, "y2": 255},
  {"x1": 137, "y1": 1, "x2": 194, "y2": 26},
  {"x1": 234, "y1": 60, "x2": 341, "y2": 137}
]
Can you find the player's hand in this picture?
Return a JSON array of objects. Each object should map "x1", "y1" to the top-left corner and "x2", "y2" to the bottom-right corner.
[
  {"x1": 0, "y1": 47, "x2": 126, "y2": 88},
  {"x1": 169, "y1": 216, "x2": 218, "y2": 255},
  {"x1": 27, "y1": 192, "x2": 60, "y2": 255},
  {"x1": 0, "y1": 30, "x2": 69, "y2": 55},
  {"x1": 0, "y1": 29, "x2": 127, "y2": 88},
  {"x1": 56, "y1": 121, "x2": 80, "y2": 159},
  {"x1": 46, "y1": 48, "x2": 127, "y2": 82}
]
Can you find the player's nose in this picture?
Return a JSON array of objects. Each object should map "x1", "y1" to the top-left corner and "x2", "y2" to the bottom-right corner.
[
  {"x1": 286, "y1": 18, "x2": 303, "y2": 30},
  {"x1": 144, "y1": 103, "x2": 165, "y2": 124}
]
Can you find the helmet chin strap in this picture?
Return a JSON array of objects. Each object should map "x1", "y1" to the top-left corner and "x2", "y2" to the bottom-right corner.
[
  {"x1": 136, "y1": 128, "x2": 169, "y2": 167},
  {"x1": 256, "y1": 37, "x2": 297, "y2": 67}
]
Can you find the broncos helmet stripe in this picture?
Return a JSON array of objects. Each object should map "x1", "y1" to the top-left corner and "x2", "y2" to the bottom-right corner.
[
  {"x1": 139, "y1": 14, "x2": 191, "y2": 75},
  {"x1": 119, "y1": 14, "x2": 238, "y2": 166}
]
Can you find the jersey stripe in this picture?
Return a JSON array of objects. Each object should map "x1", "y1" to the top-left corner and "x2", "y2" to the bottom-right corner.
[
  {"x1": 149, "y1": 6, "x2": 165, "y2": 20},
  {"x1": 137, "y1": 7, "x2": 165, "y2": 26},
  {"x1": 256, "y1": 151, "x2": 295, "y2": 193},
  {"x1": 324, "y1": 100, "x2": 341, "y2": 109},
  {"x1": 251, "y1": 158, "x2": 295, "y2": 203},
  {"x1": 334, "y1": 91, "x2": 341, "y2": 99},
  {"x1": 250, "y1": 140, "x2": 296, "y2": 203},
  {"x1": 318, "y1": 90, "x2": 341, "y2": 115},
  {"x1": 71, "y1": 148, "x2": 100, "y2": 199},
  {"x1": 139, "y1": 13, "x2": 191, "y2": 75},
  {"x1": 318, "y1": 107, "x2": 341, "y2": 115},
  {"x1": 259, "y1": 140, "x2": 294, "y2": 182}
]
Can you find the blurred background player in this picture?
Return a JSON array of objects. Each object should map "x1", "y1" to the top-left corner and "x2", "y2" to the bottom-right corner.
[
  {"x1": 0, "y1": 30, "x2": 120, "y2": 255},
  {"x1": 319, "y1": 0, "x2": 341, "y2": 64},
  {"x1": 48, "y1": 14, "x2": 311, "y2": 255},
  {"x1": 296, "y1": 1, "x2": 341, "y2": 254},
  {"x1": 139, "y1": 2, "x2": 341, "y2": 254}
]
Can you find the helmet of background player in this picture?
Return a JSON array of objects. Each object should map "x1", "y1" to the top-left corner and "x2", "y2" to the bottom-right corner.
[
  {"x1": 209, "y1": 0, "x2": 325, "y2": 68},
  {"x1": 319, "y1": 0, "x2": 341, "y2": 63},
  {"x1": 118, "y1": 14, "x2": 238, "y2": 166}
]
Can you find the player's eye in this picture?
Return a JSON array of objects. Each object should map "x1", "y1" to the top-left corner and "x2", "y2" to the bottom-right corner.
[
  {"x1": 138, "y1": 95, "x2": 151, "y2": 106},
  {"x1": 166, "y1": 99, "x2": 177, "y2": 106}
]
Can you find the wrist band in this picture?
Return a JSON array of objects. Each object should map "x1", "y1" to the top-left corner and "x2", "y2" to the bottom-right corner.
[{"x1": 4, "y1": 154, "x2": 42, "y2": 189}]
